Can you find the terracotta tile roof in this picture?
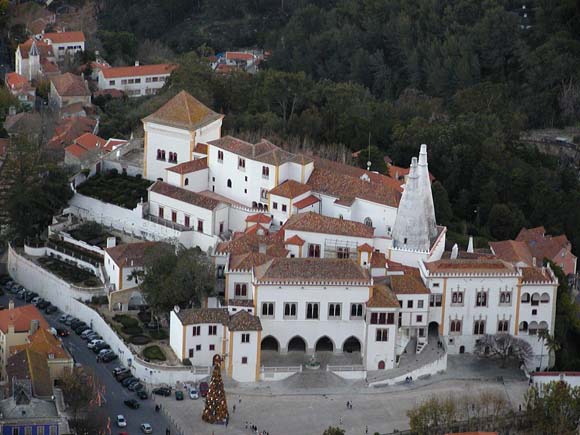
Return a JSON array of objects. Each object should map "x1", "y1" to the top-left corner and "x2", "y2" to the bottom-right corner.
[
  {"x1": 43, "y1": 31, "x2": 85, "y2": 44},
  {"x1": 390, "y1": 275, "x2": 430, "y2": 294},
  {"x1": 313, "y1": 156, "x2": 403, "y2": 190},
  {"x1": 367, "y1": 286, "x2": 399, "y2": 308},
  {"x1": 207, "y1": 136, "x2": 306, "y2": 166},
  {"x1": 255, "y1": 258, "x2": 371, "y2": 284},
  {"x1": 521, "y1": 267, "x2": 555, "y2": 284},
  {"x1": 65, "y1": 143, "x2": 87, "y2": 158},
  {"x1": 5, "y1": 72, "x2": 28, "y2": 89},
  {"x1": 516, "y1": 227, "x2": 575, "y2": 262},
  {"x1": 105, "y1": 241, "x2": 158, "y2": 268},
  {"x1": 103, "y1": 139, "x2": 127, "y2": 152},
  {"x1": 149, "y1": 181, "x2": 221, "y2": 210},
  {"x1": 216, "y1": 232, "x2": 288, "y2": 258},
  {"x1": 216, "y1": 64, "x2": 239, "y2": 74},
  {"x1": 166, "y1": 158, "x2": 208, "y2": 174},
  {"x1": 176, "y1": 308, "x2": 229, "y2": 325},
  {"x1": 269, "y1": 180, "x2": 311, "y2": 199},
  {"x1": 47, "y1": 116, "x2": 97, "y2": 150},
  {"x1": 93, "y1": 88, "x2": 124, "y2": 98},
  {"x1": 285, "y1": 235, "x2": 305, "y2": 246},
  {"x1": 4, "y1": 112, "x2": 42, "y2": 135},
  {"x1": 50, "y1": 73, "x2": 90, "y2": 97},
  {"x1": 142, "y1": 90, "x2": 221, "y2": 131},
  {"x1": 101, "y1": 63, "x2": 176, "y2": 79},
  {"x1": 11, "y1": 328, "x2": 71, "y2": 360},
  {"x1": 40, "y1": 58, "x2": 60, "y2": 74},
  {"x1": 61, "y1": 102, "x2": 87, "y2": 116},
  {"x1": 489, "y1": 240, "x2": 533, "y2": 265},
  {"x1": 284, "y1": 212, "x2": 374, "y2": 238},
  {"x1": 244, "y1": 223, "x2": 269, "y2": 235},
  {"x1": 424, "y1": 259, "x2": 516, "y2": 274},
  {"x1": 246, "y1": 213, "x2": 272, "y2": 224},
  {"x1": 6, "y1": 349, "x2": 53, "y2": 398},
  {"x1": 227, "y1": 299, "x2": 254, "y2": 307},
  {"x1": 194, "y1": 143, "x2": 208, "y2": 154},
  {"x1": 229, "y1": 252, "x2": 272, "y2": 271},
  {"x1": 0, "y1": 305, "x2": 49, "y2": 334},
  {"x1": 18, "y1": 39, "x2": 53, "y2": 59},
  {"x1": 228, "y1": 310, "x2": 262, "y2": 331},
  {"x1": 293, "y1": 195, "x2": 320, "y2": 209},
  {"x1": 357, "y1": 243, "x2": 373, "y2": 253},
  {"x1": 386, "y1": 260, "x2": 421, "y2": 276},
  {"x1": 226, "y1": 52, "x2": 255, "y2": 61},
  {"x1": 75, "y1": 132, "x2": 106, "y2": 150}
]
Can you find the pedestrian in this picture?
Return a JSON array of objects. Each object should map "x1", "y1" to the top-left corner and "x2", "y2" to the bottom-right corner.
[
  {"x1": 346, "y1": 400, "x2": 349, "y2": 409},
  {"x1": 225, "y1": 416, "x2": 229, "y2": 427},
  {"x1": 239, "y1": 396, "x2": 242, "y2": 404},
  {"x1": 233, "y1": 404, "x2": 236, "y2": 413},
  {"x1": 245, "y1": 421, "x2": 248, "y2": 429},
  {"x1": 350, "y1": 401, "x2": 353, "y2": 409},
  {"x1": 339, "y1": 416, "x2": 343, "y2": 425},
  {"x1": 365, "y1": 425, "x2": 368, "y2": 434}
]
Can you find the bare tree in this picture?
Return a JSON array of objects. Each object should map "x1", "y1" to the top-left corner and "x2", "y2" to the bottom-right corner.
[{"x1": 474, "y1": 333, "x2": 533, "y2": 367}]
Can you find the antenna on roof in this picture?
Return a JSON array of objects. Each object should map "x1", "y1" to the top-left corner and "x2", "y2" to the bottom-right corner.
[{"x1": 366, "y1": 132, "x2": 371, "y2": 171}]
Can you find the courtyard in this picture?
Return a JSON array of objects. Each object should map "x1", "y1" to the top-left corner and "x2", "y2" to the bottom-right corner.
[
  {"x1": 76, "y1": 171, "x2": 152, "y2": 209},
  {"x1": 155, "y1": 354, "x2": 529, "y2": 435}
]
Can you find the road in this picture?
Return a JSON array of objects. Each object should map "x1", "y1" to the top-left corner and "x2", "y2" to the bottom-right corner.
[{"x1": 0, "y1": 290, "x2": 179, "y2": 435}]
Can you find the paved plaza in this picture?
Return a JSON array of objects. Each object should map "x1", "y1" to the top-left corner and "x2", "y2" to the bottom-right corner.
[{"x1": 155, "y1": 355, "x2": 529, "y2": 435}]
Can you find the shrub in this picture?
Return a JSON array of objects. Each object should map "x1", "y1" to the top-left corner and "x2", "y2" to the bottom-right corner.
[
  {"x1": 121, "y1": 325, "x2": 143, "y2": 335},
  {"x1": 130, "y1": 335, "x2": 152, "y2": 345},
  {"x1": 149, "y1": 329, "x2": 168, "y2": 340},
  {"x1": 113, "y1": 314, "x2": 138, "y2": 327},
  {"x1": 142, "y1": 345, "x2": 166, "y2": 361}
]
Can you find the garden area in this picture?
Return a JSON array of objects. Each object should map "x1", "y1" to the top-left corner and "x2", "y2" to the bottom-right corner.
[
  {"x1": 68, "y1": 221, "x2": 117, "y2": 249},
  {"x1": 76, "y1": 171, "x2": 153, "y2": 209},
  {"x1": 37, "y1": 257, "x2": 103, "y2": 287},
  {"x1": 110, "y1": 313, "x2": 172, "y2": 363}
]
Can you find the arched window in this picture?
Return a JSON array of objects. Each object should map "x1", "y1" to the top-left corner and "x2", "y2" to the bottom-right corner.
[
  {"x1": 338, "y1": 215, "x2": 344, "y2": 220},
  {"x1": 528, "y1": 321, "x2": 539, "y2": 335},
  {"x1": 450, "y1": 320, "x2": 461, "y2": 333},
  {"x1": 364, "y1": 217, "x2": 373, "y2": 227},
  {"x1": 531, "y1": 293, "x2": 540, "y2": 306},
  {"x1": 521, "y1": 293, "x2": 530, "y2": 303},
  {"x1": 539, "y1": 321, "x2": 549, "y2": 331},
  {"x1": 184, "y1": 178, "x2": 189, "y2": 186},
  {"x1": 541, "y1": 293, "x2": 550, "y2": 303},
  {"x1": 227, "y1": 179, "x2": 232, "y2": 188},
  {"x1": 519, "y1": 321, "x2": 528, "y2": 332}
]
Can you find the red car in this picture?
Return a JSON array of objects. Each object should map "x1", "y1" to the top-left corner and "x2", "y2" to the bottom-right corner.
[{"x1": 199, "y1": 382, "x2": 209, "y2": 397}]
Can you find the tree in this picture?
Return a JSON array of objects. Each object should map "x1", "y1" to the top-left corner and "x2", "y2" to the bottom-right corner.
[
  {"x1": 322, "y1": 427, "x2": 345, "y2": 435},
  {"x1": 356, "y1": 144, "x2": 388, "y2": 174},
  {"x1": 137, "y1": 243, "x2": 214, "y2": 314},
  {"x1": 202, "y1": 355, "x2": 228, "y2": 424},
  {"x1": 407, "y1": 396, "x2": 459, "y2": 435},
  {"x1": 474, "y1": 333, "x2": 533, "y2": 368},
  {"x1": 537, "y1": 329, "x2": 560, "y2": 369},
  {"x1": 486, "y1": 204, "x2": 525, "y2": 241},
  {"x1": 525, "y1": 382, "x2": 580, "y2": 435},
  {"x1": 432, "y1": 181, "x2": 453, "y2": 227}
]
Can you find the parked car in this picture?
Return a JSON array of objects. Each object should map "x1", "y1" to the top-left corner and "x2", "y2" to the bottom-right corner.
[
  {"x1": 101, "y1": 352, "x2": 118, "y2": 363},
  {"x1": 85, "y1": 332, "x2": 101, "y2": 342},
  {"x1": 10, "y1": 284, "x2": 21, "y2": 293},
  {"x1": 58, "y1": 314, "x2": 68, "y2": 323},
  {"x1": 127, "y1": 381, "x2": 141, "y2": 391},
  {"x1": 75, "y1": 325, "x2": 90, "y2": 335},
  {"x1": 124, "y1": 399, "x2": 140, "y2": 409},
  {"x1": 133, "y1": 383, "x2": 144, "y2": 392},
  {"x1": 69, "y1": 319, "x2": 83, "y2": 328},
  {"x1": 80, "y1": 329, "x2": 94, "y2": 339},
  {"x1": 24, "y1": 292, "x2": 36, "y2": 302},
  {"x1": 45, "y1": 305, "x2": 58, "y2": 314},
  {"x1": 175, "y1": 390, "x2": 184, "y2": 400},
  {"x1": 116, "y1": 372, "x2": 132, "y2": 383},
  {"x1": 17, "y1": 289, "x2": 26, "y2": 299},
  {"x1": 56, "y1": 328, "x2": 70, "y2": 337},
  {"x1": 31, "y1": 297, "x2": 41, "y2": 305},
  {"x1": 152, "y1": 387, "x2": 171, "y2": 397},
  {"x1": 189, "y1": 388, "x2": 199, "y2": 400},
  {"x1": 136, "y1": 390, "x2": 148, "y2": 400},
  {"x1": 113, "y1": 367, "x2": 130, "y2": 377},
  {"x1": 122, "y1": 376, "x2": 138, "y2": 387},
  {"x1": 93, "y1": 342, "x2": 110, "y2": 353},
  {"x1": 37, "y1": 300, "x2": 50, "y2": 309},
  {"x1": 140, "y1": 423, "x2": 153, "y2": 434},
  {"x1": 88, "y1": 339, "x2": 104, "y2": 349},
  {"x1": 116, "y1": 415, "x2": 127, "y2": 427},
  {"x1": 199, "y1": 382, "x2": 209, "y2": 398}
]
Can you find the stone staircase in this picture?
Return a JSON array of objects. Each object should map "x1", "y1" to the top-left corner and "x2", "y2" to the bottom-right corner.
[{"x1": 416, "y1": 340, "x2": 426, "y2": 354}]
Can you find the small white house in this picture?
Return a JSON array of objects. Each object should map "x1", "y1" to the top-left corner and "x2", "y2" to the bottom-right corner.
[{"x1": 97, "y1": 62, "x2": 177, "y2": 97}]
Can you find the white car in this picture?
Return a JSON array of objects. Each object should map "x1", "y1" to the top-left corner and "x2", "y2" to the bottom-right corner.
[
  {"x1": 140, "y1": 423, "x2": 153, "y2": 434},
  {"x1": 116, "y1": 415, "x2": 126, "y2": 428},
  {"x1": 189, "y1": 388, "x2": 199, "y2": 399},
  {"x1": 87, "y1": 339, "x2": 104, "y2": 349}
]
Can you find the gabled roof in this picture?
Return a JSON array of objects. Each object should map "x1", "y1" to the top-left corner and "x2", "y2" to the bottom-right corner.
[
  {"x1": 6, "y1": 349, "x2": 53, "y2": 398},
  {"x1": 101, "y1": 63, "x2": 176, "y2": 79},
  {"x1": 225, "y1": 52, "x2": 255, "y2": 61},
  {"x1": 47, "y1": 116, "x2": 96, "y2": 151},
  {"x1": 149, "y1": 181, "x2": 221, "y2": 210},
  {"x1": 521, "y1": 267, "x2": 556, "y2": 284},
  {"x1": 489, "y1": 240, "x2": 533, "y2": 266},
  {"x1": 357, "y1": 243, "x2": 373, "y2": 253},
  {"x1": 424, "y1": 259, "x2": 516, "y2": 274},
  {"x1": 207, "y1": 136, "x2": 308, "y2": 166},
  {"x1": 43, "y1": 31, "x2": 85, "y2": 44},
  {"x1": 64, "y1": 143, "x2": 87, "y2": 159},
  {"x1": 11, "y1": 328, "x2": 71, "y2": 360},
  {"x1": 0, "y1": 305, "x2": 49, "y2": 334},
  {"x1": 285, "y1": 235, "x2": 305, "y2": 246},
  {"x1": 269, "y1": 180, "x2": 311, "y2": 199},
  {"x1": 216, "y1": 232, "x2": 288, "y2": 258},
  {"x1": 175, "y1": 308, "x2": 229, "y2": 326},
  {"x1": 293, "y1": 195, "x2": 319, "y2": 209},
  {"x1": 50, "y1": 73, "x2": 90, "y2": 97},
  {"x1": 246, "y1": 213, "x2": 272, "y2": 224},
  {"x1": 105, "y1": 241, "x2": 158, "y2": 268},
  {"x1": 228, "y1": 310, "x2": 262, "y2": 331},
  {"x1": 229, "y1": 252, "x2": 272, "y2": 271},
  {"x1": 390, "y1": 275, "x2": 430, "y2": 294},
  {"x1": 5, "y1": 72, "x2": 28, "y2": 89},
  {"x1": 75, "y1": 132, "x2": 106, "y2": 150},
  {"x1": 166, "y1": 158, "x2": 208, "y2": 174},
  {"x1": 18, "y1": 39, "x2": 53, "y2": 59},
  {"x1": 142, "y1": 90, "x2": 222, "y2": 131},
  {"x1": 255, "y1": 258, "x2": 371, "y2": 284},
  {"x1": 367, "y1": 286, "x2": 399, "y2": 308},
  {"x1": 516, "y1": 226, "x2": 574, "y2": 262},
  {"x1": 284, "y1": 212, "x2": 374, "y2": 238}
]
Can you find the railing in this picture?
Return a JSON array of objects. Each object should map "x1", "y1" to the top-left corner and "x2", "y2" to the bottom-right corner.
[
  {"x1": 47, "y1": 240, "x2": 102, "y2": 267},
  {"x1": 144, "y1": 214, "x2": 189, "y2": 232},
  {"x1": 326, "y1": 364, "x2": 365, "y2": 372},
  {"x1": 261, "y1": 366, "x2": 302, "y2": 373}
]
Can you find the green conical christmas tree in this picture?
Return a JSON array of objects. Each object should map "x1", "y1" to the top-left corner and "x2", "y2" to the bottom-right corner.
[{"x1": 202, "y1": 355, "x2": 229, "y2": 424}]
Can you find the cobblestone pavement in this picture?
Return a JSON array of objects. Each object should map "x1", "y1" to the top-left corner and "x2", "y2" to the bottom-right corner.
[{"x1": 156, "y1": 355, "x2": 529, "y2": 435}]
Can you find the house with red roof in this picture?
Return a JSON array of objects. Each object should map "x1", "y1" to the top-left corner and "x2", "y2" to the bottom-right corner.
[
  {"x1": 42, "y1": 31, "x2": 85, "y2": 61},
  {"x1": 96, "y1": 61, "x2": 177, "y2": 97},
  {"x1": 49, "y1": 72, "x2": 91, "y2": 108},
  {"x1": 64, "y1": 132, "x2": 107, "y2": 168},
  {"x1": 15, "y1": 38, "x2": 58, "y2": 81},
  {"x1": 4, "y1": 72, "x2": 35, "y2": 108}
]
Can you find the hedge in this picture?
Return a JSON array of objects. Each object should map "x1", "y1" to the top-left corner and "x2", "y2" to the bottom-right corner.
[
  {"x1": 149, "y1": 329, "x2": 168, "y2": 340},
  {"x1": 113, "y1": 315, "x2": 139, "y2": 328},
  {"x1": 122, "y1": 325, "x2": 143, "y2": 335},
  {"x1": 130, "y1": 335, "x2": 152, "y2": 345},
  {"x1": 142, "y1": 345, "x2": 166, "y2": 361}
]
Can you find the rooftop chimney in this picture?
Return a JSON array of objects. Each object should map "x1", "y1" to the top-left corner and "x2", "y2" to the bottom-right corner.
[
  {"x1": 451, "y1": 243, "x2": 459, "y2": 259},
  {"x1": 106, "y1": 237, "x2": 116, "y2": 248},
  {"x1": 30, "y1": 319, "x2": 39, "y2": 335},
  {"x1": 467, "y1": 236, "x2": 474, "y2": 254},
  {"x1": 8, "y1": 299, "x2": 14, "y2": 310},
  {"x1": 258, "y1": 243, "x2": 267, "y2": 254},
  {"x1": 532, "y1": 257, "x2": 537, "y2": 267},
  {"x1": 135, "y1": 60, "x2": 139, "y2": 67}
]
